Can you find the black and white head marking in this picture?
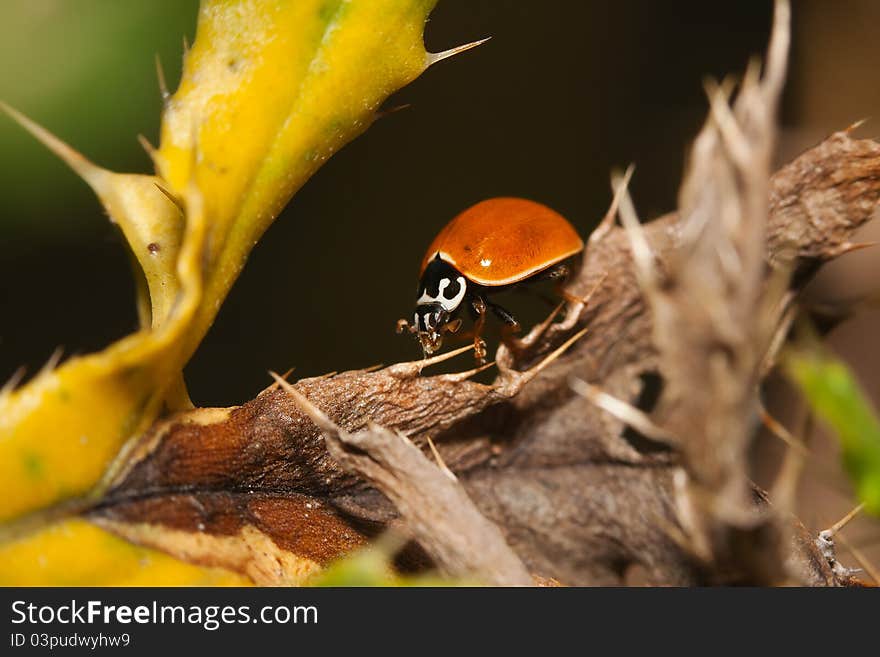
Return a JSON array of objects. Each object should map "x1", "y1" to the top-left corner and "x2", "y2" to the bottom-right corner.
[
  {"x1": 416, "y1": 274, "x2": 467, "y2": 312},
  {"x1": 412, "y1": 256, "x2": 469, "y2": 353},
  {"x1": 416, "y1": 256, "x2": 468, "y2": 314}
]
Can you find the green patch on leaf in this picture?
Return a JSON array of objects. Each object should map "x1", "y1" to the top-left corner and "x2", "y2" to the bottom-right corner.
[{"x1": 22, "y1": 453, "x2": 44, "y2": 480}]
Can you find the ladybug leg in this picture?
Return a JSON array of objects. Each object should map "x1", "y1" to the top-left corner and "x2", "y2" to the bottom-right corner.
[
  {"x1": 487, "y1": 300, "x2": 521, "y2": 346},
  {"x1": 544, "y1": 263, "x2": 570, "y2": 282},
  {"x1": 396, "y1": 318, "x2": 417, "y2": 335},
  {"x1": 503, "y1": 300, "x2": 566, "y2": 357},
  {"x1": 544, "y1": 263, "x2": 587, "y2": 306},
  {"x1": 469, "y1": 296, "x2": 488, "y2": 364},
  {"x1": 503, "y1": 270, "x2": 606, "y2": 356}
]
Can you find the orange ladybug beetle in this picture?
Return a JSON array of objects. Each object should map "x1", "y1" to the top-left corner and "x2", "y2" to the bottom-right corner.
[{"x1": 398, "y1": 197, "x2": 584, "y2": 361}]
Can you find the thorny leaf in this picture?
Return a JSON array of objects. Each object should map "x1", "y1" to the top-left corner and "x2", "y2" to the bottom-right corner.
[
  {"x1": 1, "y1": 104, "x2": 185, "y2": 331},
  {"x1": 153, "y1": 0, "x2": 444, "y2": 369},
  {"x1": 0, "y1": 0, "x2": 452, "y2": 529},
  {"x1": 785, "y1": 345, "x2": 880, "y2": 515},
  {"x1": 0, "y1": 180, "x2": 207, "y2": 523}
]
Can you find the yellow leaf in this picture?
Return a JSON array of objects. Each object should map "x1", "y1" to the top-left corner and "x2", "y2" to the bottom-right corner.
[
  {"x1": 155, "y1": 0, "x2": 441, "y2": 364},
  {"x1": 0, "y1": 177, "x2": 207, "y2": 522},
  {"x1": 0, "y1": 519, "x2": 249, "y2": 586}
]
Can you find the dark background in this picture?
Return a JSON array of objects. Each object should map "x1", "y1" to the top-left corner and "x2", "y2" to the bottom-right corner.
[{"x1": 2, "y1": 2, "x2": 879, "y2": 568}]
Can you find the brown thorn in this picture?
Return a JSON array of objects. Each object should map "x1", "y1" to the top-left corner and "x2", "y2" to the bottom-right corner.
[
  {"x1": 137, "y1": 134, "x2": 157, "y2": 160},
  {"x1": 539, "y1": 299, "x2": 566, "y2": 329},
  {"x1": 264, "y1": 367, "x2": 295, "y2": 393},
  {"x1": 439, "y1": 360, "x2": 496, "y2": 383},
  {"x1": 38, "y1": 347, "x2": 63, "y2": 379},
  {"x1": 420, "y1": 342, "x2": 477, "y2": 367},
  {"x1": 758, "y1": 403, "x2": 810, "y2": 456},
  {"x1": 153, "y1": 182, "x2": 185, "y2": 213},
  {"x1": 1, "y1": 101, "x2": 99, "y2": 183},
  {"x1": 575, "y1": 271, "x2": 608, "y2": 308},
  {"x1": 846, "y1": 118, "x2": 870, "y2": 134},
  {"x1": 529, "y1": 326, "x2": 590, "y2": 373},
  {"x1": 613, "y1": 169, "x2": 658, "y2": 290},
  {"x1": 375, "y1": 103, "x2": 412, "y2": 122},
  {"x1": 825, "y1": 502, "x2": 866, "y2": 537},
  {"x1": 387, "y1": 342, "x2": 476, "y2": 379},
  {"x1": 500, "y1": 327, "x2": 589, "y2": 391},
  {"x1": 426, "y1": 37, "x2": 492, "y2": 67},
  {"x1": 269, "y1": 371, "x2": 341, "y2": 437},
  {"x1": 830, "y1": 241, "x2": 878, "y2": 258},
  {"x1": 570, "y1": 376, "x2": 677, "y2": 446},
  {"x1": 589, "y1": 164, "x2": 635, "y2": 248},
  {"x1": 426, "y1": 437, "x2": 457, "y2": 481},
  {"x1": 1, "y1": 366, "x2": 26, "y2": 398},
  {"x1": 759, "y1": 403, "x2": 849, "y2": 500},
  {"x1": 837, "y1": 532, "x2": 880, "y2": 585},
  {"x1": 767, "y1": 411, "x2": 808, "y2": 512},
  {"x1": 361, "y1": 363, "x2": 385, "y2": 373},
  {"x1": 154, "y1": 53, "x2": 170, "y2": 102}
]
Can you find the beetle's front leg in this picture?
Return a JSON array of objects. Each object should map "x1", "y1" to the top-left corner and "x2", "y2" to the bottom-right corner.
[
  {"x1": 396, "y1": 317, "x2": 417, "y2": 335},
  {"x1": 468, "y1": 296, "x2": 488, "y2": 364}
]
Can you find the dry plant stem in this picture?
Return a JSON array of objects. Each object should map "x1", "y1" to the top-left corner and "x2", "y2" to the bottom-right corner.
[
  {"x1": 621, "y1": 0, "x2": 794, "y2": 583},
  {"x1": 270, "y1": 374, "x2": 533, "y2": 586}
]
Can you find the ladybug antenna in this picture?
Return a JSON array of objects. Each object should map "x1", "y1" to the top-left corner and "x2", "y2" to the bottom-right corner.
[{"x1": 426, "y1": 37, "x2": 492, "y2": 67}]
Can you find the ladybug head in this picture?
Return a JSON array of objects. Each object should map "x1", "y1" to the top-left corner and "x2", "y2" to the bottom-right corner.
[{"x1": 411, "y1": 257, "x2": 468, "y2": 355}]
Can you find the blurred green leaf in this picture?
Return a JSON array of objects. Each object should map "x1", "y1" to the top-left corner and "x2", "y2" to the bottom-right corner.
[
  {"x1": 784, "y1": 346, "x2": 880, "y2": 515},
  {"x1": 0, "y1": 0, "x2": 198, "y2": 237},
  {"x1": 310, "y1": 543, "x2": 460, "y2": 587}
]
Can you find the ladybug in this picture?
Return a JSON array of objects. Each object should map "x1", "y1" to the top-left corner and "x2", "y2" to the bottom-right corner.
[{"x1": 398, "y1": 197, "x2": 584, "y2": 361}]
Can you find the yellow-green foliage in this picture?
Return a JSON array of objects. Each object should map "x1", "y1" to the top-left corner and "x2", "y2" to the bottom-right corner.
[
  {"x1": 310, "y1": 542, "x2": 458, "y2": 587},
  {"x1": 0, "y1": 0, "x2": 441, "y2": 531},
  {"x1": 785, "y1": 346, "x2": 880, "y2": 515}
]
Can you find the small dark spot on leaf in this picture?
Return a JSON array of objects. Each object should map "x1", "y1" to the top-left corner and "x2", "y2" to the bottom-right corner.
[
  {"x1": 148, "y1": 243, "x2": 160, "y2": 255},
  {"x1": 319, "y1": 0, "x2": 346, "y2": 23},
  {"x1": 23, "y1": 453, "x2": 44, "y2": 479}
]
